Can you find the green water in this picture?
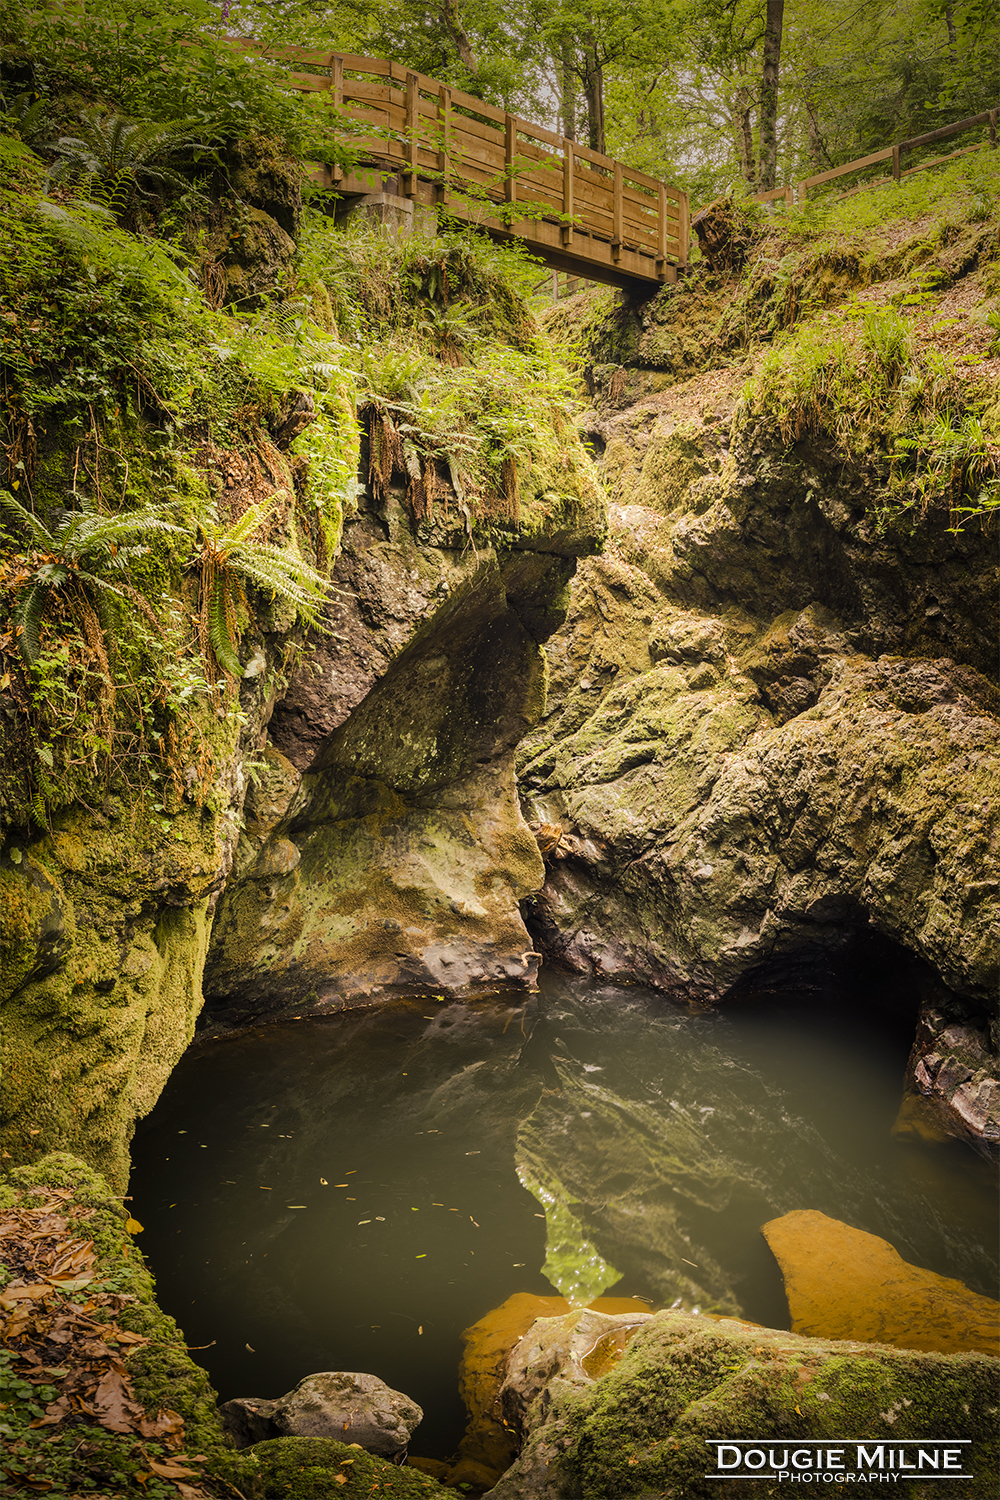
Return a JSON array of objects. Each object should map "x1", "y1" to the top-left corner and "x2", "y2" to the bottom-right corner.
[{"x1": 130, "y1": 973, "x2": 998, "y2": 1459}]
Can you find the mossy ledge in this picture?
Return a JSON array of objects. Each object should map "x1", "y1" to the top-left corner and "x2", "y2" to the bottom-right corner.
[
  {"x1": 0, "y1": 1152, "x2": 454, "y2": 1499},
  {"x1": 489, "y1": 1308, "x2": 1000, "y2": 1500}
]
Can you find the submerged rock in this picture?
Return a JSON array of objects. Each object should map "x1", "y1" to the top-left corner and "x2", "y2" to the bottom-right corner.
[
  {"x1": 487, "y1": 1308, "x2": 1000, "y2": 1499},
  {"x1": 450, "y1": 1292, "x2": 651, "y2": 1491},
  {"x1": 221, "y1": 1370, "x2": 423, "y2": 1458},
  {"x1": 762, "y1": 1209, "x2": 1000, "y2": 1356}
]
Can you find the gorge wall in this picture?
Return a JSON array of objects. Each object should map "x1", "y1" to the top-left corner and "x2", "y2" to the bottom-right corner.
[{"x1": 519, "y1": 189, "x2": 999, "y2": 1156}]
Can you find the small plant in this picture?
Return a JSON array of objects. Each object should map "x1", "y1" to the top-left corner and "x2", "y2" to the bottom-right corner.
[
  {"x1": 0, "y1": 489, "x2": 184, "y2": 666},
  {"x1": 195, "y1": 497, "x2": 332, "y2": 679},
  {"x1": 48, "y1": 107, "x2": 207, "y2": 226}
]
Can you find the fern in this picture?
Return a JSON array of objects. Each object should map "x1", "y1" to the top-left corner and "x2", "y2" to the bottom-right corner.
[
  {"x1": 195, "y1": 496, "x2": 332, "y2": 679},
  {"x1": 48, "y1": 109, "x2": 206, "y2": 224},
  {"x1": 1, "y1": 489, "x2": 185, "y2": 663},
  {"x1": 207, "y1": 578, "x2": 244, "y2": 678},
  {"x1": 15, "y1": 580, "x2": 48, "y2": 666}
]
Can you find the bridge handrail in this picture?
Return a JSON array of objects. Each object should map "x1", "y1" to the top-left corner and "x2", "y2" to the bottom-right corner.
[{"x1": 752, "y1": 106, "x2": 998, "y2": 208}]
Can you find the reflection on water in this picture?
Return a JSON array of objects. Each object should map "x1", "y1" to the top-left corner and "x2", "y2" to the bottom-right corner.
[{"x1": 130, "y1": 972, "x2": 998, "y2": 1459}]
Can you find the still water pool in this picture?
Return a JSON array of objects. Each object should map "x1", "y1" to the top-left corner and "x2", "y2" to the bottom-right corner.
[{"x1": 130, "y1": 972, "x2": 998, "y2": 1459}]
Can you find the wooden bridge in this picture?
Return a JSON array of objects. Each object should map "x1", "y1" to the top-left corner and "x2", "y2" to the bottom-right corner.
[{"x1": 249, "y1": 47, "x2": 690, "y2": 290}]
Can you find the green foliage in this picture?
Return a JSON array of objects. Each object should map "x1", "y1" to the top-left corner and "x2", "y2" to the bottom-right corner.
[
  {"x1": 5, "y1": 0, "x2": 310, "y2": 151},
  {"x1": 47, "y1": 107, "x2": 209, "y2": 227},
  {"x1": 196, "y1": 496, "x2": 333, "y2": 679},
  {"x1": 741, "y1": 297, "x2": 999, "y2": 528},
  {"x1": 0, "y1": 489, "x2": 184, "y2": 664}
]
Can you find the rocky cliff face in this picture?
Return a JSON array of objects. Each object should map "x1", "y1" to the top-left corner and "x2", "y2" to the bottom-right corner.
[
  {"x1": 203, "y1": 470, "x2": 603, "y2": 1025},
  {"x1": 0, "y1": 125, "x2": 604, "y2": 1185},
  {"x1": 519, "y1": 190, "x2": 999, "y2": 1153}
]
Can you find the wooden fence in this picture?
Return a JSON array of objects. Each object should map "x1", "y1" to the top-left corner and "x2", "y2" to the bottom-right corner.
[
  {"x1": 238, "y1": 45, "x2": 689, "y2": 290},
  {"x1": 753, "y1": 107, "x2": 998, "y2": 207}
]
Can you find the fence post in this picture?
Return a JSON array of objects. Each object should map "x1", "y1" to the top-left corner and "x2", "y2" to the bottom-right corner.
[
  {"x1": 404, "y1": 71, "x2": 419, "y2": 197},
  {"x1": 437, "y1": 84, "x2": 451, "y2": 205},
  {"x1": 677, "y1": 188, "x2": 689, "y2": 265},
  {"x1": 330, "y1": 54, "x2": 344, "y2": 183},
  {"x1": 797, "y1": 179, "x2": 808, "y2": 204},
  {"x1": 990, "y1": 109, "x2": 997, "y2": 147},
  {"x1": 612, "y1": 161, "x2": 623, "y2": 261},
  {"x1": 505, "y1": 116, "x2": 517, "y2": 210},
  {"x1": 656, "y1": 182, "x2": 668, "y2": 278},
  {"x1": 892, "y1": 144, "x2": 901, "y2": 181},
  {"x1": 562, "y1": 140, "x2": 574, "y2": 246}
]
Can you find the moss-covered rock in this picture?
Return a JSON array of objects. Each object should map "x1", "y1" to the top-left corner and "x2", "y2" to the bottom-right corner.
[
  {"x1": 0, "y1": 1153, "x2": 231, "y2": 1494},
  {"x1": 488, "y1": 1310, "x2": 1000, "y2": 1499},
  {"x1": 203, "y1": 474, "x2": 602, "y2": 1026},
  {"x1": 233, "y1": 1435, "x2": 454, "y2": 1499},
  {"x1": 520, "y1": 173, "x2": 1000, "y2": 1147}
]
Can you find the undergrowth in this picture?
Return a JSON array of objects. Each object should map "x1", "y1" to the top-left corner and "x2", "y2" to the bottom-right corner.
[
  {"x1": 0, "y1": 92, "x2": 599, "y2": 826},
  {"x1": 740, "y1": 294, "x2": 999, "y2": 529}
]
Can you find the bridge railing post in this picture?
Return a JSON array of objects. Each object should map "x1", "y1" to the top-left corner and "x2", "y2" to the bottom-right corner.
[
  {"x1": 505, "y1": 116, "x2": 517, "y2": 213},
  {"x1": 612, "y1": 161, "x2": 623, "y2": 262},
  {"x1": 330, "y1": 53, "x2": 343, "y2": 183},
  {"x1": 656, "y1": 182, "x2": 667, "y2": 277},
  {"x1": 678, "y1": 187, "x2": 689, "y2": 266},
  {"x1": 404, "y1": 70, "x2": 419, "y2": 197},
  {"x1": 562, "y1": 139, "x2": 575, "y2": 246},
  {"x1": 437, "y1": 84, "x2": 452, "y2": 205}
]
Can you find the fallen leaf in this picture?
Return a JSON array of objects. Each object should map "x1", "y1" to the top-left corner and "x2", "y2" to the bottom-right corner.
[
  {"x1": 125, "y1": 1217, "x2": 144, "y2": 1234},
  {"x1": 146, "y1": 1457, "x2": 198, "y2": 1479}
]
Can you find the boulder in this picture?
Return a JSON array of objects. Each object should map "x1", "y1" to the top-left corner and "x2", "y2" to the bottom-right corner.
[
  {"x1": 448, "y1": 1292, "x2": 651, "y2": 1491},
  {"x1": 761, "y1": 1209, "x2": 1000, "y2": 1356},
  {"x1": 237, "y1": 1436, "x2": 452, "y2": 1498},
  {"x1": 220, "y1": 1371, "x2": 422, "y2": 1458},
  {"x1": 487, "y1": 1308, "x2": 1000, "y2": 1499}
]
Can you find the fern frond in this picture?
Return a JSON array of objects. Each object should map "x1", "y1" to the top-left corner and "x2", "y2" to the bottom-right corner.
[
  {"x1": 207, "y1": 577, "x2": 244, "y2": 678},
  {"x1": 212, "y1": 497, "x2": 275, "y2": 557},
  {"x1": 0, "y1": 490, "x2": 56, "y2": 550},
  {"x1": 15, "y1": 580, "x2": 48, "y2": 665}
]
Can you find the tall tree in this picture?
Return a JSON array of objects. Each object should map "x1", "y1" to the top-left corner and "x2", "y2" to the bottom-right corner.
[{"x1": 758, "y1": 0, "x2": 783, "y2": 188}]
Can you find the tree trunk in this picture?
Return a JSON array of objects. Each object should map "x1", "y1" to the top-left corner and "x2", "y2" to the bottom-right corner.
[
  {"x1": 440, "y1": 0, "x2": 477, "y2": 73},
  {"x1": 945, "y1": 2, "x2": 957, "y2": 66},
  {"x1": 805, "y1": 95, "x2": 828, "y2": 172},
  {"x1": 758, "y1": 0, "x2": 783, "y2": 191},
  {"x1": 559, "y1": 37, "x2": 577, "y2": 141},
  {"x1": 735, "y1": 84, "x2": 756, "y2": 187},
  {"x1": 580, "y1": 39, "x2": 605, "y2": 153}
]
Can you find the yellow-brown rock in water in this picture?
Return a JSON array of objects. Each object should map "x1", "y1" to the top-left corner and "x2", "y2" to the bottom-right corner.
[
  {"x1": 442, "y1": 1292, "x2": 651, "y2": 1491},
  {"x1": 762, "y1": 1209, "x2": 999, "y2": 1355}
]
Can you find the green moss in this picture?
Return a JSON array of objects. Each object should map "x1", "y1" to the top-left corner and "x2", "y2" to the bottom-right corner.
[
  {"x1": 231, "y1": 1436, "x2": 454, "y2": 1499},
  {"x1": 511, "y1": 1314, "x2": 1000, "y2": 1499},
  {"x1": 0, "y1": 1153, "x2": 233, "y2": 1496}
]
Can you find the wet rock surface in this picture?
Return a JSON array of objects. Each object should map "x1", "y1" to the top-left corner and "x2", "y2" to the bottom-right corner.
[
  {"x1": 487, "y1": 1308, "x2": 1000, "y2": 1499},
  {"x1": 221, "y1": 1370, "x2": 423, "y2": 1457},
  {"x1": 203, "y1": 477, "x2": 602, "y2": 1027},
  {"x1": 761, "y1": 1209, "x2": 1000, "y2": 1356},
  {"x1": 518, "y1": 352, "x2": 999, "y2": 1145},
  {"x1": 450, "y1": 1292, "x2": 650, "y2": 1491}
]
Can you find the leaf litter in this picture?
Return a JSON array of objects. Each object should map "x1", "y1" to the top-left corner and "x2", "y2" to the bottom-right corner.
[{"x1": 0, "y1": 1183, "x2": 214, "y2": 1498}]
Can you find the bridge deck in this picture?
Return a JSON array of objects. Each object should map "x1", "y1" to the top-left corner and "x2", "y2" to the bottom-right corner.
[{"x1": 252, "y1": 47, "x2": 689, "y2": 290}]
